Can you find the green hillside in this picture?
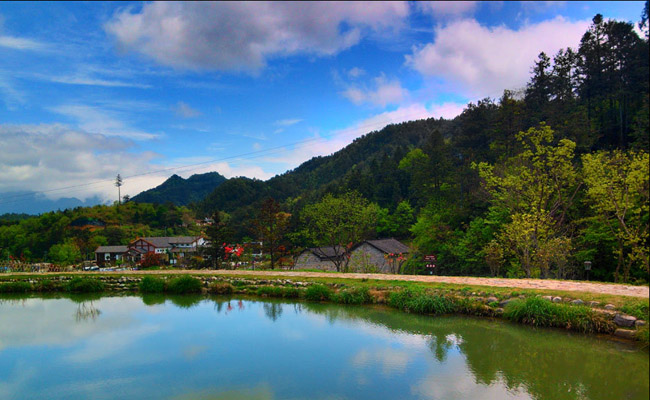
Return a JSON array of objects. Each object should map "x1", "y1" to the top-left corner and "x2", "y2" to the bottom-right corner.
[{"x1": 132, "y1": 172, "x2": 227, "y2": 205}]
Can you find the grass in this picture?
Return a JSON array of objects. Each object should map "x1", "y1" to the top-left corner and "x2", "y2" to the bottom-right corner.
[
  {"x1": 388, "y1": 288, "x2": 456, "y2": 315},
  {"x1": 503, "y1": 297, "x2": 615, "y2": 334},
  {"x1": 167, "y1": 275, "x2": 202, "y2": 294},
  {"x1": 333, "y1": 287, "x2": 373, "y2": 304},
  {"x1": 0, "y1": 281, "x2": 32, "y2": 293},
  {"x1": 66, "y1": 277, "x2": 105, "y2": 293},
  {"x1": 305, "y1": 284, "x2": 332, "y2": 301},
  {"x1": 208, "y1": 282, "x2": 234, "y2": 294},
  {"x1": 139, "y1": 276, "x2": 165, "y2": 293},
  {"x1": 620, "y1": 300, "x2": 649, "y2": 321}
]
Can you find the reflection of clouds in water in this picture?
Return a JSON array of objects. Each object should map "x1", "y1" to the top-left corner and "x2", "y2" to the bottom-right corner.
[
  {"x1": 45, "y1": 377, "x2": 142, "y2": 400},
  {"x1": 411, "y1": 355, "x2": 531, "y2": 400},
  {"x1": 183, "y1": 344, "x2": 209, "y2": 361},
  {"x1": 351, "y1": 348, "x2": 411, "y2": 375},
  {"x1": 0, "y1": 361, "x2": 37, "y2": 400},
  {"x1": 0, "y1": 297, "x2": 142, "y2": 350},
  {"x1": 170, "y1": 384, "x2": 275, "y2": 400},
  {"x1": 64, "y1": 323, "x2": 161, "y2": 363}
]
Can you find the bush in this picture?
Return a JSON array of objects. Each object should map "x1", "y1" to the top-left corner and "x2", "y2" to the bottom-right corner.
[
  {"x1": 167, "y1": 275, "x2": 203, "y2": 294},
  {"x1": 66, "y1": 277, "x2": 105, "y2": 293},
  {"x1": 0, "y1": 281, "x2": 32, "y2": 293},
  {"x1": 140, "y1": 252, "x2": 163, "y2": 268},
  {"x1": 256, "y1": 286, "x2": 302, "y2": 298},
  {"x1": 283, "y1": 287, "x2": 301, "y2": 298},
  {"x1": 334, "y1": 287, "x2": 373, "y2": 304},
  {"x1": 305, "y1": 284, "x2": 332, "y2": 301},
  {"x1": 257, "y1": 286, "x2": 283, "y2": 297},
  {"x1": 36, "y1": 279, "x2": 58, "y2": 292},
  {"x1": 208, "y1": 282, "x2": 234, "y2": 294},
  {"x1": 139, "y1": 276, "x2": 165, "y2": 293},
  {"x1": 388, "y1": 288, "x2": 456, "y2": 315},
  {"x1": 503, "y1": 297, "x2": 614, "y2": 333}
]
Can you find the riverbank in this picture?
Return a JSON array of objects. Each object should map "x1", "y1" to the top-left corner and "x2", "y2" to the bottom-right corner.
[{"x1": 1, "y1": 272, "x2": 648, "y2": 344}]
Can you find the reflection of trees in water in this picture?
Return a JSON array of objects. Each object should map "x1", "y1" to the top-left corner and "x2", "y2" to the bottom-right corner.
[
  {"x1": 263, "y1": 303, "x2": 283, "y2": 322},
  {"x1": 300, "y1": 302, "x2": 648, "y2": 400},
  {"x1": 74, "y1": 301, "x2": 101, "y2": 322}
]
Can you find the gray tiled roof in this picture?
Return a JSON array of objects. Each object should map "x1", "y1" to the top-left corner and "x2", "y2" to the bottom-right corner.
[
  {"x1": 141, "y1": 236, "x2": 200, "y2": 248},
  {"x1": 309, "y1": 246, "x2": 346, "y2": 260},
  {"x1": 95, "y1": 245, "x2": 128, "y2": 253},
  {"x1": 364, "y1": 238, "x2": 410, "y2": 254}
]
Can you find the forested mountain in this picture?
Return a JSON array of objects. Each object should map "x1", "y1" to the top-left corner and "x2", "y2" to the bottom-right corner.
[{"x1": 132, "y1": 172, "x2": 227, "y2": 205}]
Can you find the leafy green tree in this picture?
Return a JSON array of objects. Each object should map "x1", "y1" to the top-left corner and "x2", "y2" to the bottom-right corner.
[
  {"x1": 203, "y1": 211, "x2": 231, "y2": 269},
  {"x1": 48, "y1": 241, "x2": 82, "y2": 265},
  {"x1": 582, "y1": 150, "x2": 649, "y2": 281},
  {"x1": 475, "y1": 124, "x2": 579, "y2": 277},
  {"x1": 254, "y1": 198, "x2": 290, "y2": 270},
  {"x1": 300, "y1": 192, "x2": 378, "y2": 272}
]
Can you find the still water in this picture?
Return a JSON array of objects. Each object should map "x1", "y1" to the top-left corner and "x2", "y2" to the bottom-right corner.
[{"x1": 0, "y1": 294, "x2": 648, "y2": 400}]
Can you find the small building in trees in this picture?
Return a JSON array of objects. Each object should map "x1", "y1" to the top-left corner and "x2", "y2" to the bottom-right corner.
[
  {"x1": 293, "y1": 247, "x2": 345, "y2": 271},
  {"x1": 293, "y1": 239, "x2": 410, "y2": 273},
  {"x1": 96, "y1": 236, "x2": 205, "y2": 266},
  {"x1": 95, "y1": 245, "x2": 128, "y2": 266},
  {"x1": 348, "y1": 239, "x2": 410, "y2": 273}
]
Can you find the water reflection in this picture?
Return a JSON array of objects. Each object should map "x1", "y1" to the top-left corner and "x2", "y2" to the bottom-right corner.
[
  {"x1": 75, "y1": 301, "x2": 101, "y2": 322},
  {"x1": 0, "y1": 295, "x2": 647, "y2": 400}
]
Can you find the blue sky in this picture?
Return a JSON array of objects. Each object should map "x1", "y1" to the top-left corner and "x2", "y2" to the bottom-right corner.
[{"x1": 0, "y1": 1, "x2": 645, "y2": 207}]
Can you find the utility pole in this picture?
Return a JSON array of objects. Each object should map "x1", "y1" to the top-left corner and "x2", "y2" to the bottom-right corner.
[{"x1": 115, "y1": 174, "x2": 123, "y2": 205}]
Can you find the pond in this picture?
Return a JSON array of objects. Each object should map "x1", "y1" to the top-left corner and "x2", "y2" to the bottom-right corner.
[{"x1": 0, "y1": 294, "x2": 648, "y2": 400}]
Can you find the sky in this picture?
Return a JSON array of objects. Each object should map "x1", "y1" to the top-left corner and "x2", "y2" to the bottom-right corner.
[{"x1": 0, "y1": 1, "x2": 645, "y2": 211}]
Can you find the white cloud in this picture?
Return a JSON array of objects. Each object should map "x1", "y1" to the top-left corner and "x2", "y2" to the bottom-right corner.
[
  {"x1": 0, "y1": 35, "x2": 45, "y2": 51},
  {"x1": 264, "y1": 102, "x2": 462, "y2": 168},
  {"x1": 173, "y1": 101, "x2": 202, "y2": 118},
  {"x1": 0, "y1": 124, "x2": 162, "y2": 202},
  {"x1": 50, "y1": 104, "x2": 159, "y2": 140},
  {"x1": 406, "y1": 17, "x2": 590, "y2": 97},
  {"x1": 105, "y1": 2, "x2": 409, "y2": 72},
  {"x1": 274, "y1": 118, "x2": 303, "y2": 127},
  {"x1": 348, "y1": 67, "x2": 366, "y2": 78},
  {"x1": 49, "y1": 75, "x2": 151, "y2": 89},
  {"x1": 0, "y1": 123, "x2": 277, "y2": 204},
  {"x1": 417, "y1": 1, "x2": 478, "y2": 17},
  {"x1": 342, "y1": 75, "x2": 408, "y2": 107}
]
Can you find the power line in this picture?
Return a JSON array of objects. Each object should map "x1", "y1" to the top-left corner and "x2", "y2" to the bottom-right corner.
[{"x1": 0, "y1": 108, "x2": 451, "y2": 206}]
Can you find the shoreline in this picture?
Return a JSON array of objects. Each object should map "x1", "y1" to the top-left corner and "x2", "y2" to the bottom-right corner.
[{"x1": 1, "y1": 272, "x2": 648, "y2": 345}]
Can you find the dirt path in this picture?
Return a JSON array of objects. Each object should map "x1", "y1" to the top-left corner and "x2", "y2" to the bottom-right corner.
[{"x1": 9, "y1": 270, "x2": 649, "y2": 298}]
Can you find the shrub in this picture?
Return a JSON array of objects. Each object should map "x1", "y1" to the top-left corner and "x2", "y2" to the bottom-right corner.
[
  {"x1": 66, "y1": 277, "x2": 105, "y2": 293},
  {"x1": 140, "y1": 252, "x2": 163, "y2": 268},
  {"x1": 36, "y1": 279, "x2": 57, "y2": 292},
  {"x1": 139, "y1": 276, "x2": 165, "y2": 293},
  {"x1": 283, "y1": 287, "x2": 301, "y2": 298},
  {"x1": 167, "y1": 275, "x2": 203, "y2": 294},
  {"x1": 0, "y1": 281, "x2": 32, "y2": 293},
  {"x1": 208, "y1": 282, "x2": 234, "y2": 294},
  {"x1": 503, "y1": 297, "x2": 614, "y2": 333},
  {"x1": 305, "y1": 284, "x2": 332, "y2": 301},
  {"x1": 388, "y1": 288, "x2": 456, "y2": 315},
  {"x1": 257, "y1": 286, "x2": 284, "y2": 297},
  {"x1": 334, "y1": 287, "x2": 373, "y2": 304}
]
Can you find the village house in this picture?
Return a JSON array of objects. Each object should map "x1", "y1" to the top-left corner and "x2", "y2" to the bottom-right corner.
[
  {"x1": 348, "y1": 238, "x2": 410, "y2": 273},
  {"x1": 293, "y1": 246, "x2": 345, "y2": 271},
  {"x1": 95, "y1": 245, "x2": 128, "y2": 266},
  {"x1": 293, "y1": 239, "x2": 410, "y2": 273},
  {"x1": 95, "y1": 236, "x2": 205, "y2": 266}
]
